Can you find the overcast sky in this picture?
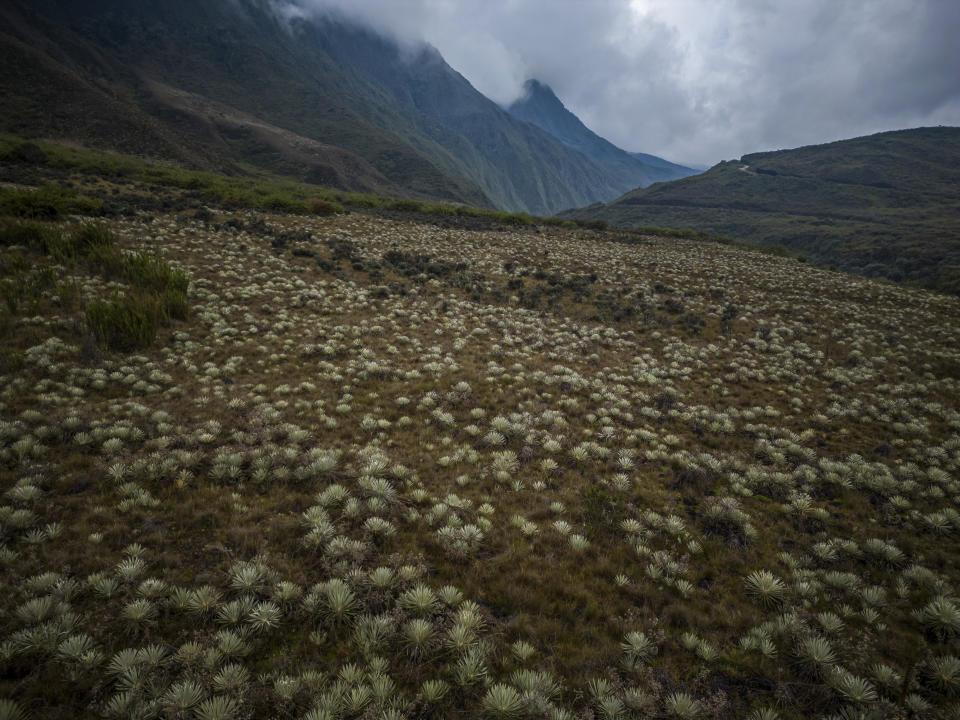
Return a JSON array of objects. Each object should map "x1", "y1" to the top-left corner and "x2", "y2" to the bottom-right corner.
[{"x1": 289, "y1": 0, "x2": 960, "y2": 168}]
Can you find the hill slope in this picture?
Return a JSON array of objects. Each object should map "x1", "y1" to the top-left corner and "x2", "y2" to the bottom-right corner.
[
  {"x1": 629, "y1": 150, "x2": 701, "y2": 174},
  {"x1": 565, "y1": 127, "x2": 960, "y2": 293},
  {"x1": 507, "y1": 79, "x2": 697, "y2": 189},
  {"x1": 1, "y1": 0, "x2": 646, "y2": 215},
  {"x1": 0, "y1": 0, "x2": 493, "y2": 205}
]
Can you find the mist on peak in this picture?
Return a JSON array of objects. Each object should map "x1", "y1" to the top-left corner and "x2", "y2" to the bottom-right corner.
[{"x1": 508, "y1": 78, "x2": 698, "y2": 188}]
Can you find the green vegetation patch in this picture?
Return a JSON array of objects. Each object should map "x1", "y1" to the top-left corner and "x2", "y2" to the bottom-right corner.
[
  {"x1": 85, "y1": 289, "x2": 183, "y2": 352},
  {"x1": 0, "y1": 184, "x2": 102, "y2": 220},
  {"x1": 567, "y1": 127, "x2": 960, "y2": 294},
  {"x1": 0, "y1": 135, "x2": 607, "y2": 230},
  {"x1": 0, "y1": 219, "x2": 189, "y2": 351}
]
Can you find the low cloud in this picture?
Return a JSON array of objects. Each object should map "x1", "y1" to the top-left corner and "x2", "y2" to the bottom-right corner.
[{"x1": 279, "y1": 0, "x2": 960, "y2": 167}]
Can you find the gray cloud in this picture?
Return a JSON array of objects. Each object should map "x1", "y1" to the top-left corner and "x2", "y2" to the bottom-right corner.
[{"x1": 283, "y1": 0, "x2": 960, "y2": 167}]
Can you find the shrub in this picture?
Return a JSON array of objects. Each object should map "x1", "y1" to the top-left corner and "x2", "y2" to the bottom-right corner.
[
  {"x1": 758, "y1": 244, "x2": 793, "y2": 258},
  {"x1": 495, "y1": 212, "x2": 534, "y2": 226},
  {"x1": 219, "y1": 192, "x2": 258, "y2": 209},
  {"x1": 387, "y1": 198, "x2": 425, "y2": 212},
  {"x1": 309, "y1": 198, "x2": 344, "y2": 216},
  {"x1": 72, "y1": 223, "x2": 115, "y2": 251},
  {"x1": 1, "y1": 140, "x2": 47, "y2": 164},
  {"x1": 263, "y1": 195, "x2": 309, "y2": 213},
  {"x1": 343, "y1": 193, "x2": 381, "y2": 208},
  {"x1": 422, "y1": 203, "x2": 458, "y2": 216},
  {"x1": 159, "y1": 285, "x2": 189, "y2": 321},
  {"x1": 121, "y1": 252, "x2": 189, "y2": 295},
  {"x1": 78, "y1": 233, "x2": 188, "y2": 349},
  {"x1": 85, "y1": 293, "x2": 164, "y2": 351},
  {"x1": 1, "y1": 221, "x2": 117, "y2": 263},
  {"x1": 455, "y1": 206, "x2": 483, "y2": 218},
  {"x1": 0, "y1": 185, "x2": 101, "y2": 219},
  {"x1": 0, "y1": 220, "x2": 59, "y2": 251},
  {"x1": 85, "y1": 244, "x2": 126, "y2": 278}
]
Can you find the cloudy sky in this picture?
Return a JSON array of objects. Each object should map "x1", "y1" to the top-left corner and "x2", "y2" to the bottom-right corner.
[{"x1": 292, "y1": 0, "x2": 960, "y2": 167}]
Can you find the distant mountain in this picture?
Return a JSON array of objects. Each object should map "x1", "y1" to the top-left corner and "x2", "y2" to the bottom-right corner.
[
  {"x1": 563, "y1": 127, "x2": 960, "y2": 294},
  {"x1": 0, "y1": 0, "x2": 649, "y2": 216},
  {"x1": 507, "y1": 79, "x2": 697, "y2": 192},
  {"x1": 627, "y1": 151, "x2": 700, "y2": 175},
  {"x1": 296, "y1": 20, "x2": 626, "y2": 215}
]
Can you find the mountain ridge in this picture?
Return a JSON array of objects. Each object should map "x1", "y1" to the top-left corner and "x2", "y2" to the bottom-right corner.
[
  {"x1": 562, "y1": 126, "x2": 960, "y2": 294},
  {"x1": 290, "y1": 15, "x2": 631, "y2": 214},
  {"x1": 0, "y1": 0, "x2": 480, "y2": 203}
]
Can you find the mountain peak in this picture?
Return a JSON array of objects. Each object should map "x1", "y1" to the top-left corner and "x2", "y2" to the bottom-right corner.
[
  {"x1": 517, "y1": 79, "x2": 567, "y2": 112},
  {"x1": 521, "y1": 78, "x2": 556, "y2": 97},
  {"x1": 508, "y1": 79, "x2": 696, "y2": 189},
  {"x1": 509, "y1": 79, "x2": 587, "y2": 143}
]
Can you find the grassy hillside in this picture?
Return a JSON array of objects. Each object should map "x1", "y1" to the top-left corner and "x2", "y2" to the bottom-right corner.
[
  {"x1": 564, "y1": 127, "x2": 960, "y2": 294},
  {"x1": 1, "y1": 159, "x2": 959, "y2": 718},
  {"x1": 0, "y1": 16, "x2": 223, "y2": 171},
  {"x1": 0, "y1": 135, "x2": 606, "y2": 232}
]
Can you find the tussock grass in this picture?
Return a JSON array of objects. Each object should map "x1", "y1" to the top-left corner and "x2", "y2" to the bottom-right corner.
[
  {"x1": 0, "y1": 184, "x2": 102, "y2": 220},
  {"x1": 84, "y1": 287, "x2": 186, "y2": 352}
]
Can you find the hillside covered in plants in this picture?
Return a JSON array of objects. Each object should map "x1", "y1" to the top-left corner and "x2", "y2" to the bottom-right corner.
[
  {"x1": 1, "y1": 161, "x2": 959, "y2": 720},
  {"x1": 564, "y1": 127, "x2": 960, "y2": 295}
]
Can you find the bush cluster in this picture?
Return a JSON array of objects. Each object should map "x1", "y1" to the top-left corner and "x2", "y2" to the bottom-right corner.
[
  {"x1": 0, "y1": 185, "x2": 102, "y2": 220},
  {"x1": 0, "y1": 219, "x2": 189, "y2": 350}
]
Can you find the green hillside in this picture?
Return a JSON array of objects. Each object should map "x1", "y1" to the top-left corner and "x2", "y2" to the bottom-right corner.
[
  {"x1": 0, "y1": 0, "x2": 493, "y2": 207},
  {"x1": 564, "y1": 127, "x2": 960, "y2": 294}
]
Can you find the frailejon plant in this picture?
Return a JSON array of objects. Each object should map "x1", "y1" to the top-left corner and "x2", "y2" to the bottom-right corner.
[{"x1": 2, "y1": 179, "x2": 960, "y2": 718}]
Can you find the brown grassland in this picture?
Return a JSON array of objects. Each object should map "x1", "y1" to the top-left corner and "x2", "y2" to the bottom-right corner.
[{"x1": 0, "y1": 164, "x2": 959, "y2": 720}]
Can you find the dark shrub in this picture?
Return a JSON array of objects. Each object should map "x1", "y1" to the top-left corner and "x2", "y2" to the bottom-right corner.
[{"x1": 309, "y1": 198, "x2": 344, "y2": 216}]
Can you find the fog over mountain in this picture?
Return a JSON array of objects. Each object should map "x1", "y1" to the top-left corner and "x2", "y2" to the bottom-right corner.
[
  {"x1": 506, "y1": 79, "x2": 696, "y2": 188},
  {"x1": 274, "y1": 0, "x2": 960, "y2": 168},
  {"x1": 4, "y1": 0, "x2": 692, "y2": 215}
]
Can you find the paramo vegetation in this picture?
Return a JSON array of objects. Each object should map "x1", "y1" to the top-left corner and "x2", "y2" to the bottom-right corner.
[{"x1": 0, "y1": 165, "x2": 959, "y2": 719}]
